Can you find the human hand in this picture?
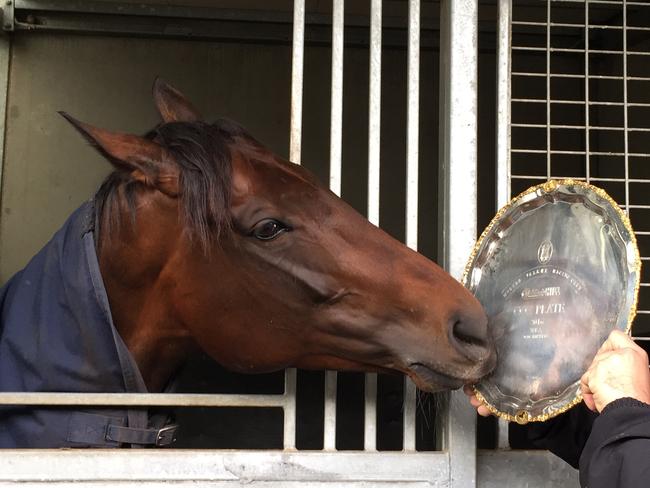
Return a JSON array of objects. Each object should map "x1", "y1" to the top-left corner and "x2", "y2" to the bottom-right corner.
[
  {"x1": 580, "y1": 330, "x2": 650, "y2": 413},
  {"x1": 463, "y1": 384, "x2": 492, "y2": 417}
]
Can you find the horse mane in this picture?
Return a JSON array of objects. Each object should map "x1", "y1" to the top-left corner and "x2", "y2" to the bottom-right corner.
[{"x1": 94, "y1": 118, "x2": 254, "y2": 252}]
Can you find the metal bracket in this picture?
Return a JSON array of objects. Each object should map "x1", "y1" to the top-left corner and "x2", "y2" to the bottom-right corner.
[{"x1": 2, "y1": 0, "x2": 13, "y2": 31}]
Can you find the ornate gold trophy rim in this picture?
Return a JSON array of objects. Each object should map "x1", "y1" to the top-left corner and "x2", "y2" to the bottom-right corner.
[{"x1": 462, "y1": 179, "x2": 641, "y2": 424}]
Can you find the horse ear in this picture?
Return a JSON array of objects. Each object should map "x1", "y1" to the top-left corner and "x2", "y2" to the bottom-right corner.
[
  {"x1": 152, "y1": 77, "x2": 203, "y2": 123},
  {"x1": 59, "y1": 112, "x2": 179, "y2": 198}
]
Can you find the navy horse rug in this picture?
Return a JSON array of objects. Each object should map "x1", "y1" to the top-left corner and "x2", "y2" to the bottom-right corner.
[{"x1": 0, "y1": 202, "x2": 175, "y2": 447}]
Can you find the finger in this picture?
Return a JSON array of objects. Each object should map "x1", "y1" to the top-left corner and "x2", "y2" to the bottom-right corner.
[
  {"x1": 579, "y1": 374, "x2": 596, "y2": 409},
  {"x1": 463, "y1": 384, "x2": 475, "y2": 396},
  {"x1": 477, "y1": 405, "x2": 492, "y2": 417},
  {"x1": 582, "y1": 392, "x2": 596, "y2": 412},
  {"x1": 580, "y1": 369, "x2": 590, "y2": 390},
  {"x1": 469, "y1": 396, "x2": 483, "y2": 408}
]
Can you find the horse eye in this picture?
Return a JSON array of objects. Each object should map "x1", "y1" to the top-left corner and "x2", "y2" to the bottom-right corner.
[{"x1": 251, "y1": 219, "x2": 290, "y2": 241}]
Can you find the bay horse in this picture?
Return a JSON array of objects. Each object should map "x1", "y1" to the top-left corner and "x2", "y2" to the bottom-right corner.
[{"x1": 0, "y1": 79, "x2": 495, "y2": 447}]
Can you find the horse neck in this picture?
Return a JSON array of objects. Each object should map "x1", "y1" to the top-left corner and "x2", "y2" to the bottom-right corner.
[{"x1": 97, "y1": 192, "x2": 195, "y2": 392}]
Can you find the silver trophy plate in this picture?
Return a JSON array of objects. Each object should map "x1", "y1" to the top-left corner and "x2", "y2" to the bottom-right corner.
[{"x1": 463, "y1": 180, "x2": 640, "y2": 424}]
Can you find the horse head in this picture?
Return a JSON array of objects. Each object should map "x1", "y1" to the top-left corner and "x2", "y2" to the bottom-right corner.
[{"x1": 61, "y1": 79, "x2": 496, "y2": 393}]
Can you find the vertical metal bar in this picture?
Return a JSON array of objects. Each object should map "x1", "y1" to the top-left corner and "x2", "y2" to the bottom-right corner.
[
  {"x1": 403, "y1": 377, "x2": 417, "y2": 451},
  {"x1": 496, "y1": 0, "x2": 512, "y2": 208},
  {"x1": 364, "y1": 0, "x2": 382, "y2": 453},
  {"x1": 324, "y1": 0, "x2": 345, "y2": 452},
  {"x1": 284, "y1": 0, "x2": 304, "y2": 451},
  {"x1": 546, "y1": 0, "x2": 551, "y2": 180},
  {"x1": 368, "y1": 0, "x2": 382, "y2": 226},
  {"x1": 439, "y1": 0, "x2": 479, "y2": 486},
  {"x1": 496, "y1": 0, "x2": 513, "y2": 452},
  {"x1": 283, "y1": 368, "x2": 297, "y2": 449},
  {"x1": 330, "y1": 0, "x2": 344, "y2": 196},
  {"x1": 403, "y1": 0, "x2": 420, "y2": 452},
  {"x1": 364, "y1": 373, "x2": 377, "y2": 451},
  {"x1": 323, "y1": 372, "x2": 337, "y2": 451},
  {"x1": 289, "y1": 0, "x2": 305, "y2": 164},
  {"x1": 585, "y1": 1, "x2": 590, "y2": 183},
  {"x1": 405, "y1": 0, "x2": 420, "y2": 252},
  {"x1": 623, "y1": 0, "x2": 630, "y2": 215}
]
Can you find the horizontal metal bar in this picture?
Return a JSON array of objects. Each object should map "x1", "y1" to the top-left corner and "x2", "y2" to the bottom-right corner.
[
  {"x1": 8, "y1": 10, "x2": 443, "y2": 49},
  {"x1": 514, "y1": 45, "x2": 650, "y2": 57},
  {"x1": 509, "y1": 176, "x2": 650, "y2": 187},
  {"x1": 0, "y1": 450, "x2": 452, "y2": 484},
  {"x1": 514, "y1": 46, "x2": 642, "y2": 56},
  {"x1": 591, "y1": 177, "x2": 650, "y2": 183},
  {"x1": 13, "y1": 0, "x2": 441, "y2": 30},
  {"x1": 512, "y1": 72, "x2": 650, "y2": 82},
  {"x1": 478, "y1": 451, "x2": 579, "y2": 488},
  {"x1": 511, "y1": 123, "x2": 636, "y2": 131},
  {"x1": 512, "y1": 22, "x2": 650, "y2": 32},
  {"x1": 511, "y1": 99, "x2": 650, "y2": 108},
  {"x1": 512, "y1": 149, "x2": 650, "y2": 157},
  {"x1": 513, "y1": 124, "x2": 650, "y2": 132},
  {"x1": 0, "y1": 392, "x2": 291, "y2": 407},
  {"x1": 0, "y1": 449, "x2": 580, "y2": 486}
]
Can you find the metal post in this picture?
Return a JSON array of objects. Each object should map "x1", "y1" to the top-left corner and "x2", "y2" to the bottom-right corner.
[
  {"x1": 284, "y1": 0, "x2": 304, "y2": 449},
  {"x1": 403, "y1": 0, "x2": 420, "y2": 452},
  {"x1": 364, "y1": 0, "x2": 382, "y2": 453},
  {"x1": 324, "y1": 0, "x2": 345, "y2": 452},
  {"x1": 495, "y1": 0, "x2": 512, "y2": 450},
  {"x1": 439, "y1": 0, "x2": 479, "y2": 486},
  {"x1": 283, "y1": 368, "x2": 297, "y2": 450},
  {"x1": 289, "y1": 0, "x2": 304, "y2": 164},
  {"x1": 496, "y1": 0, "x2": 511, "y2": 211}
]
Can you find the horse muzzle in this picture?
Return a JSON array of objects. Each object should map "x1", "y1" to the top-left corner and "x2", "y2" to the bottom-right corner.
[{"x1": 406, "y1": 351, "x2": 497, "y2": 393}]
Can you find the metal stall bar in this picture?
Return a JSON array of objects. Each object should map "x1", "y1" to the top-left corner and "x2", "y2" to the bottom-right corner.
[
  {"x1": 403, "y1": 0, "x2": 420, "y2": 452},
  {"x1": 284, "y1": 367, "x2": 297, "y2": 450},
  {"x1": 289, "y1": 0, "x2": 304, "y2": 165},
  {"x1": 496, "y1": 0, "x2": 511, "y2": 210},
  {"x1": 545, "y1": 0, "x2": 551, "y2": 180},
  {"x1": 0, "y1": 392, "x2": 292, "y2": 408},
  {"x1": 364, "y1": 0, "x2": 382, "y2": 453},
  {"x1": 285, "y1": 0, "x2": 305, "y2": 450},
  {"x1": 584, "y1": 1, "x2": 591, "y2": 183},
  {"x1": 439, "y1": 0, "x2": 479, "y2": 486},
  {"x1": 495, "y1": 0, "x2": 512, "y2": 450},
  {"x1": 323, "y1": 0, "x2": 345, "y2": 452},
  {"x1": 623, "y1": 0, "x2": 630, "y2": 215}
]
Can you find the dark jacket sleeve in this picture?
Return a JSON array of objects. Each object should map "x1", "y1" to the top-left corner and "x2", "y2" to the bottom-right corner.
[
  {"x1": 578, "y1": 397, "x2": 650, "y2": 488},
  {"x1": 522, "y1": 402, "x2": 598, "y2": 469}
]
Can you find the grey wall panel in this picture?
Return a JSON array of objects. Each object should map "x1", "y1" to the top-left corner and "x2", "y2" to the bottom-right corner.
[{"x1": 1, "y1": 34, "x2": 294, "y2": 280}]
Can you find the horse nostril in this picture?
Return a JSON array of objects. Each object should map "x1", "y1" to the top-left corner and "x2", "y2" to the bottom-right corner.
[{"x1": 450, "y1": 311, "x2": 491, "y2": 360}]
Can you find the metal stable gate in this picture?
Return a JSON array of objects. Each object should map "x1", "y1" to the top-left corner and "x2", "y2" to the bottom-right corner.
[{"x1": 3, "y1": 0, "x2": 647, "y2": 486}]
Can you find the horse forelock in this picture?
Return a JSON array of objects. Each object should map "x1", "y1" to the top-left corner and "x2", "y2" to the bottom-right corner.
[{"x1": 96, "y1": 120, "x2": 239, "y2": 253}]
